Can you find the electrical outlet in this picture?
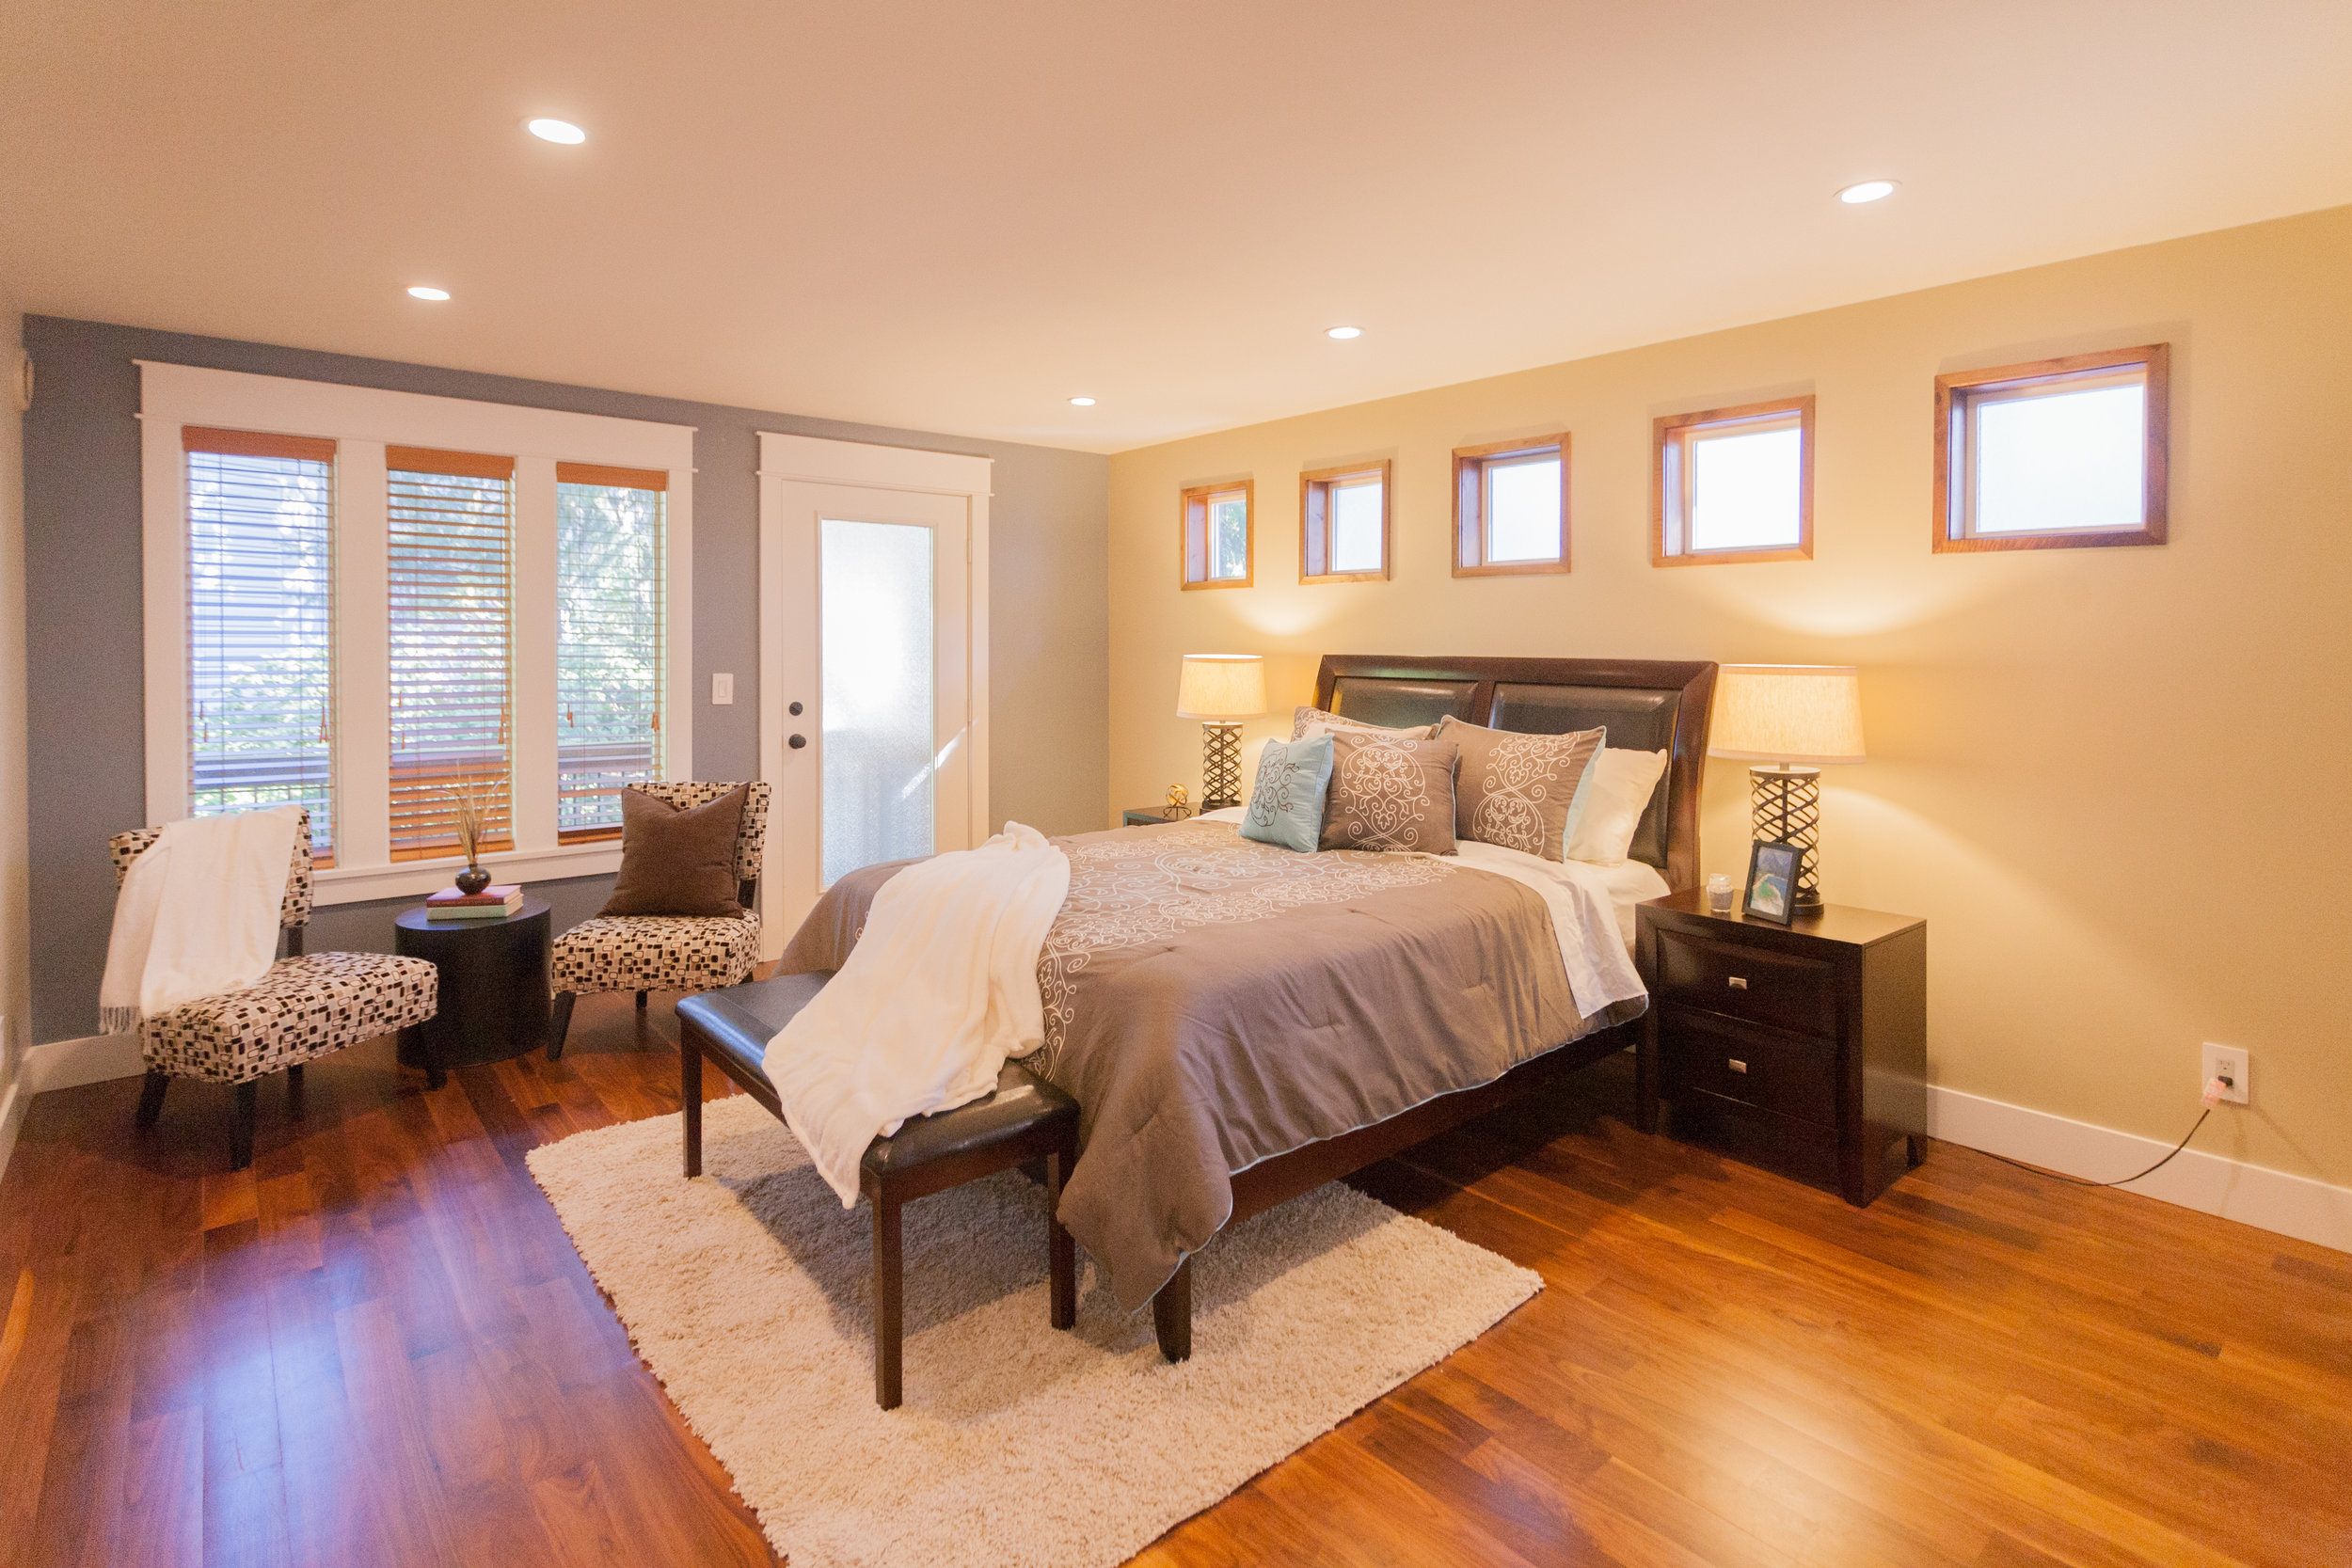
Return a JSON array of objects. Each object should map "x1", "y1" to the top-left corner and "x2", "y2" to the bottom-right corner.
[
  {"x1": 710, "y1": 673, "x2": 734, "y2": 705},
  {"x1": 2201, "y1": 1042, "x2": 2249, "y2": 1105}
]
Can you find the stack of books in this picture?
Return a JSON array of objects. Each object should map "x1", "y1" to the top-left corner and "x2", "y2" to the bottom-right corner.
[{"x1": 424, "y1": 884, "x2": 523, "y2": 921}]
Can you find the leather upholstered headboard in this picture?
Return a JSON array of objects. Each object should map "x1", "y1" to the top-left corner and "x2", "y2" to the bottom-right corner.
[{"x1": 1312, "y1": 655, "x2": 1718, "y2": 890}]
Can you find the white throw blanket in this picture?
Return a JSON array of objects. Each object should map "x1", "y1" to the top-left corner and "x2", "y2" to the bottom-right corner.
[
  {"x1": 763, "y1": 823, "x2": 1073, "y2": 1207},
  {"x1": 99, "y1": 806, "x2": 302, "y2": 1033}
]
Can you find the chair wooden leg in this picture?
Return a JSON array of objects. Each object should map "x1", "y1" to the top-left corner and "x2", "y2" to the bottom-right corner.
[
  {"x1": 229, "y1": 1080, "x2": 260, "y2": 1172},
  {"x1": 1152, "y1": 1255, "x2": 1192, "y2": 1363},
  {"x1": 1046, "y1": 1146, "x2": 1076, "y2": 1332},
  {"x1": 872, "y1": 1188, "x2": 904, "y2": 1410},
  {"x1": 546, "y1": 991, "x2": 577, "y2": 1061},
  {"x1": 635, "y1": 989, "x2": 648, "y2": 1011},
  {"x1": 682, "y1": 1037, "x2": 704, "y2": 1179},
  {"x1": 134, "y1": 1069, "x2": 169, "y2": 1130},
  {"x1": 286, "y1": 1064, "x2": 306, "y2": 1120}
]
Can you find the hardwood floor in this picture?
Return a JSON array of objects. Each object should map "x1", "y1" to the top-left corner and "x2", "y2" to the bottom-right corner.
[{"x1": 3, "y1": 991, "x2": 2345, "y2": 1567}]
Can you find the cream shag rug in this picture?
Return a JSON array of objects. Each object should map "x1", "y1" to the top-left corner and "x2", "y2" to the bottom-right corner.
[{"x1": 528, "y1": 1094, "x2": 1540, "y2": 1568}]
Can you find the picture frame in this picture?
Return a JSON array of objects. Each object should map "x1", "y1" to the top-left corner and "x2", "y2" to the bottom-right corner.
[{"x1": 1742, "y1": 839, "x2": 1802, "y2": 926}]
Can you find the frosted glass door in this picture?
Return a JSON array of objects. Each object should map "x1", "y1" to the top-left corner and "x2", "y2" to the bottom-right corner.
[
  {"x1": 820, "y1": 518, "x2": 934, "y2": 885},
  {"x1": 759, "y1": 443, "x2": 977, "y2": 954}
]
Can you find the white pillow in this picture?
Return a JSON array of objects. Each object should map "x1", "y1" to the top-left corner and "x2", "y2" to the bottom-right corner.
[{"x1": 1565, "y1": 748, "x2": 1670, "y2": 864}]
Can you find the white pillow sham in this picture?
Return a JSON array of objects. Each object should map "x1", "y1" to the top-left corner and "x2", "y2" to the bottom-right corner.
[{"x1": 1565, "y1": 748, "x2": 1669, "y2": 865}]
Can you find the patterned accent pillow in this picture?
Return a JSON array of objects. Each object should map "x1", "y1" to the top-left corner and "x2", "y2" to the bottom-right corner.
[
  {"x1": 1319, "y1": 733, "x2": 1460, "y2": 854},
  {"x1": 1291, "y1": 705, "x2": 1435, "y2": 742},
  {"x1": 1437, "y1": 715, "x2": 1606, "y2": 863},
  {"x1": 1238, "y1": 734, "x2": 1334, "y2": 852}
]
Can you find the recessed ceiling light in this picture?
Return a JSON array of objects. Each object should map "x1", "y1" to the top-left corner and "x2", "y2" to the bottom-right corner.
[
  {"x1": 1068, "y1": 396, "x2": 1096, "y2": 406},
  {"x1": 528, "y1": 118, "x2": 587, "y2": 145},
  {"x1": 1836, "y1": 180, "x2": 1898, "y2": 204},
  {"x1": 406, "y1": 285, "x2": 451, "y2": 301},
  {"x1": 1326, "y1": 325, "x2": 1362, "y2": 340}
]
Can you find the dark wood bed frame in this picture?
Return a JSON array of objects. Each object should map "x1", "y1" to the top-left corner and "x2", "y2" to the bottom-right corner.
[{"x1": 1146, "y1": 653, "x2": 1717, "y2": 1360}]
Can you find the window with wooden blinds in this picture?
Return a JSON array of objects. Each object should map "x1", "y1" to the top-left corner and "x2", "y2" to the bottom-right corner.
[
  {"x1": 555, "y1": 463, "x2": 666, "y2": 841},
  {"x1": 183, "y1": 426, "x2": 340, "y2": 864},
  {"x1": 387, "y1": 447, "x2": 516, "y2": 861}
]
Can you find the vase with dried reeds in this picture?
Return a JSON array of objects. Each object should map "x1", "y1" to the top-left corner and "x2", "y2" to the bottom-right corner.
[{"x1": 450, "y1": 775, "x2": 497, "y2": 895}]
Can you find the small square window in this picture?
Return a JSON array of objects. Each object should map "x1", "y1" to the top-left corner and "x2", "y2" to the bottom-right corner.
[
  {"x1": 1652, "y1": 397, "x2": 1815, "y2": 566},
  {"x1": 1454, "y1": 436, "x2": 1568, "y2": 576},
  {"x1": 1300, "y1": 461, "x2": 1391, "y2": 583},
  {"x1": 1180, "y1": 480, "x2": 1253, "y2": 589},
  {"x1": 1935, "y1": 345, "x2": 2168, "y2": 552}
]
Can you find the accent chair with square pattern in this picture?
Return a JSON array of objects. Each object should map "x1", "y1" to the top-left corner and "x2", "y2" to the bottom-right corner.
[
  {"x1": 110, "y1": 809, "x2": 442, "y2": 1171},
  {"x1": 545, "y1": 780, "x2": 771, "y2": 1060}
]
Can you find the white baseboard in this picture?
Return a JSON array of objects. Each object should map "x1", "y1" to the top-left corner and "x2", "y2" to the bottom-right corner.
[
  {"x1": 1928, "y1": 1085, "x2": 2352, "y2": 1255},
  {"x1": 0, "y1": 1071, "x2": 24, "y2": 1191},
  {"x1": 23, "y1": 1032, "x2": 143, "y2": 1095}
]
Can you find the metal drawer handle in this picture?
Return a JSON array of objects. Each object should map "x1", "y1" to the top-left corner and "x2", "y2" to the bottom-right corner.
[
  {"x1": 1728, "y1": 976, "x2": 1749, "y2": 990},
  {"x1": 1728, "y1": 1059, "x2": 1749, "y2": 1073}
]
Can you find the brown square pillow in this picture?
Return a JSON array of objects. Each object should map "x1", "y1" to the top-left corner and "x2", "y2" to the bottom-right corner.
[
  {"x1": 599, "y1": 784, "x2": 748, "y2": 917},
  {"x1": 1319, "y1": 733, "x2": 1460, "y2": 854},
  {"x1": 1437, "y1": 715, "x2": 1606, "y2": 863}
]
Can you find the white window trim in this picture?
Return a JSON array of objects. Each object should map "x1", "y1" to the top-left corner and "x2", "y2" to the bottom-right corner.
[{"x1": 139, "y1": 362, "x2": 696, "y2": 905}]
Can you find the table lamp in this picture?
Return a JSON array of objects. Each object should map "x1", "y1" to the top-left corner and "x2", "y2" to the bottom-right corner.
[
  {"x1": 1708, "y1": 664, "x2": 1865, "y2": 909},
  {"x1": 1176, "y1": 654, "x2": 1266, "y2": 811}
]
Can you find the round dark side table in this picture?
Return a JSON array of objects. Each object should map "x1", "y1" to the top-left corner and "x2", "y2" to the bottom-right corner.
[{"x1": 394, "y1": 896, "x2": 553, "y2": 1072}]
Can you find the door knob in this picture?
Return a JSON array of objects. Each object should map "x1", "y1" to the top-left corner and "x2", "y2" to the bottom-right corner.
[
  {"x1": 788, "y1": 701, "x2": 803, "y2": 716},
  {"x1": 789, "y1": 734, "x2": 806, "y2": 750}
]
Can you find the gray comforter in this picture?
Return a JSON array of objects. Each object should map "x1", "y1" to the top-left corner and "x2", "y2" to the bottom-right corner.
[{"x1": 777, "y1": 817, "x2": 1640, "y2": 1309}]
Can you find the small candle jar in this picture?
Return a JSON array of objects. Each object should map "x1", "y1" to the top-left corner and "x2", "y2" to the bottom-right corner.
[{"x1": 1706, "y1": 873, "x2": 1735, "y2": 915}]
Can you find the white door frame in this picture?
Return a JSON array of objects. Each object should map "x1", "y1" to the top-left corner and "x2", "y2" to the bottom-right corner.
[{"x1": 755, "y1": 433, "x2": 993, "y2": 957}]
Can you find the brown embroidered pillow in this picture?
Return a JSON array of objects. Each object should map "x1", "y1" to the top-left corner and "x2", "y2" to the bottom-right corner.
[
  {"x1": 1319, "y1": 733, "x2": 1460, "y2": 854},
  {"x1": 1291, "y1": 705, "x2": 1435, "y2": 742},
  {"x1": 600, "y1": 784, "x2": 748, "y2": 917},
  {"x1": 1437, "y1": 715, "x2": 1606, "y2": 863}
]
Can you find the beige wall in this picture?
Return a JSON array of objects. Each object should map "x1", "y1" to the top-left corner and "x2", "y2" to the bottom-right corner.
[{"x1": 1106, "y1": 205, "x2": 2352, "y2": 1189}]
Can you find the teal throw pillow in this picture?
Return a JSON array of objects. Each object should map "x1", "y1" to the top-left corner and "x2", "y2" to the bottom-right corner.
[{"x1": 1239, "y1": 735, "x2": 1334, "y2": 852}]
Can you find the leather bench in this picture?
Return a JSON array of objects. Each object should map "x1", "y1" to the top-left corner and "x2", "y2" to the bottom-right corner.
[{"x1": 674, "y1": 970, "x2": 1080, "y2": 1409}]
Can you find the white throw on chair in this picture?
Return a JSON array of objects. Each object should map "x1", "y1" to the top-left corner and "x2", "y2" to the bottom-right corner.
[
  {"x1": 109, "y1": 808, "x2": 441, "y2": 1170},
  {"x1": 545, "y1": 780, "x2": 771, "y2": 1059}
]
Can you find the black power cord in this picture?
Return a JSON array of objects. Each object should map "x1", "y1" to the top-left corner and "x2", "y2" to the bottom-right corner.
[{"x1": 1975, "y1": 1085, "x2": 2222, "y2": 1189}]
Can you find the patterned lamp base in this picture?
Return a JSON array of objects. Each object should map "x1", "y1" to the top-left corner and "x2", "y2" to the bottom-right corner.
[
  {"x1": 1200, "y1": 721, "x2": 1245, "y2": 811},
  {"x1": 1749, "y1": 765, "x2": 1823, "y2": 908}
]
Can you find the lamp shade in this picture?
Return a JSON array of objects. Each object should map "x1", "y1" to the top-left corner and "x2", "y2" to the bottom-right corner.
[
  {"x1": 1175, "y1": 654, "x2": 1266, "y2": 719},
  {"x1": 1708, "y1": 664, "x2": 1866, "y2": 765}
]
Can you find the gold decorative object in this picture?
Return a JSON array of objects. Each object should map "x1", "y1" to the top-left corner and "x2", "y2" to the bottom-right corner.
[{"x1": 1164, "y1": 783, "x2": 1192, "y2": 819}]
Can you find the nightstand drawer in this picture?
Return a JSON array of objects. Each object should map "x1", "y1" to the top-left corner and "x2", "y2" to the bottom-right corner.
[
  {"x1": 1656, "y1": 929, "x2": 1836, "y2": 1037},
  {"x1": 1661, "y1": 1008, "x2": 1836, "y2": 1128}
]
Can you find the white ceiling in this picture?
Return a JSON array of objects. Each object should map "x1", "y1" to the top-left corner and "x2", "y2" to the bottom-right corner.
[{"x1": 4, "y1": 0, "x2": 2348, "y2": 454}]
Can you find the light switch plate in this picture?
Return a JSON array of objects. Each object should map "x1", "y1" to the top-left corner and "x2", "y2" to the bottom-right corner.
[{"x1": 710, "y1": 673, "x2": 734, "y2": 705}]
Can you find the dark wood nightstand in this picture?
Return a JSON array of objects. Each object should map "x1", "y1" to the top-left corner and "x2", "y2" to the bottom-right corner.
[
  {"x1": 1635, "y1": 889, "x2": 1926, "y2": 1206},
  {"x1": 1121, "y1": 806, "x2": 1193, "y2": 826}
]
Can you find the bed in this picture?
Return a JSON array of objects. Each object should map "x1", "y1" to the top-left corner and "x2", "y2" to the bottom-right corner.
[{"x1": 777, "y1": 654, "x2": 1716, "y2": 1359}]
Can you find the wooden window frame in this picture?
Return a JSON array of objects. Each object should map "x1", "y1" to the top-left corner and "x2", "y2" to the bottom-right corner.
[
  {"x1": 1932, "y1": 344, "x2": 2169, "y2": 554},
  {"x1": 1299, "y1": 460, "x2": 1392, "y2": 584},
  {"x1": 1453, "y1": 436, "x2": 1569, "y2": 577},
  {"x1": 1180, "y1": 480, "x2": 1253, "y2": 590},
  {"x1": 554, "y1": 464, "x2": 669, "y2": 845},
  {"x1": 384, "y1": 448, "x2": 518, "y2": 863},
  {"x1": 182, "y1": 426, "x2": 342, "y2": 867},
  {"x1": 1651, "y1": 395, "x2": 1815, "y2": 567}
]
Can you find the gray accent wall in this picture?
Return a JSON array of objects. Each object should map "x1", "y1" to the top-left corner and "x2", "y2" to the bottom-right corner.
[{"x1": 22, "y1": 315, "x2": 1109, "y2": 1045}]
